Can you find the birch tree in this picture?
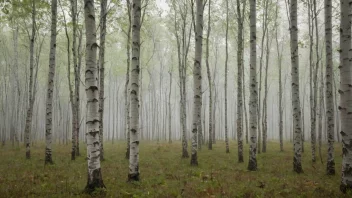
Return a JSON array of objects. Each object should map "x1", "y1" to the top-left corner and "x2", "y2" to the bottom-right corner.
[
  {"x1": 172, "y1": 0, "x2": 191, "y2": 158},
  {"x1": 224, "y1": 0, "x2": 229, "y2": 154},
  {"x1": 190, "y1": 0, "x2": 204, "y2": 166},
  {"x1": 248, "y1": 0, "x2": 258, "y2": 171},
  {"x1": 275, "y1": 0, "x2": 283, "y2": 152},
  {"x1": 324, "y1": 0, "x2": 335, "y2": 175},
  {"x1": 339, "y1": 0, "x2": 352, "y2": 192},
  {"x1": 44, "y1": 0, "x2": 57, "y2": 165},
  {"x1": 236, "y1": 0, "x2": 245, "y2": 162},
  {"x1": 71, "y1": 0, "x2": 81, "y2": 157},
  {"x1": 290, "y1": 0, "x2": 303, "y2": 173},
  {"x1": 125, "y1": 0, "x2": 132, "y2": 160},
  {"x1": 99, "y1": 0, "x2": 107, "y2": 161},
  {"x1": 307, "y1": 0, "x2": 317, "y2": 163},
  {"x1": 83, "y1": 0, "x2": 105, "y2": 192},
  {"x1": 24, "y1": 0, "x2": 36, "y2": 159},
  {"x1": 205, "y1": 0, "x2": 213, "y2": 150},
  {"x1": 128, "y1": 0, "x2": 141, "y2": 181}
]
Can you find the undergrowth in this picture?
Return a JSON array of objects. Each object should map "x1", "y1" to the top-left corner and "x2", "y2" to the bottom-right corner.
[{"x1": 0, "y1": 141, "x2": 349, "y2": 197}]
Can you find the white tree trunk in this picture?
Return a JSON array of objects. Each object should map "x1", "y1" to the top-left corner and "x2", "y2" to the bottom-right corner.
[
  {"x1": 99, "y1": 0, "x2": 107, "y2": 161},
  {"x1": 339, "y1": 0, "x2": 352, "y2": 192},
  {"x1": 190, "y1": 0, "x2": 204, "y2": 166},
  {"x1": 325, "y1": 0, "x2": 335, "y2": 175},
  {"x1": 128, "y1": 0, "x2": 141, "y2": 181},
  {"x1": 71, "y1": 0, "x2": 80, "y2": 157},
  {"x1": 24, "y1": 0, "x2": 36, "y2": 159},
  {"x1": 83, "y1": 0, "x2": 105, "y2": 192},
  {"x1": 262, "y1": 32, "x2": 270, "y2": 153},
  {"x1": 125, "y1": 0, "x2": 132, "y2": 159},
  {"x1": 275, "y1": 0, "x2": 283, "y2": 152},
  {"x1": 236, "y1": 0, "x2": 245, "y2": 162},
  {"x1": 168, "y1": 71, "x2": 172, "y2": 144},
  {"x1": 248, "y1": 0, "x2": 258, "y2": 171},
  {"x1": 224, "y1": 0, "x2": 229, "y2": 154},
  {"x1": 205, "y1": 0, "x2": 213, "y2": 150},
  {"x1": 290, "y1": 0, "x2": 303, "y2": 173},
  {"x1": 44, "y1": 0, "x2": 57, "y2": 165}
]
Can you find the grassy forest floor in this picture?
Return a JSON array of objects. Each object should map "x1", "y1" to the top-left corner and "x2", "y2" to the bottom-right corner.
[{"x1": 0, "y1": 141, "x2": 350, "y2": 197}]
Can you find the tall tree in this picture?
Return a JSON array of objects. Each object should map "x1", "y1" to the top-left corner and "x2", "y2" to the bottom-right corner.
[
  {"x1": 205, "y1": 0, "x2": 213, "y2": 150},
  {"x1": 257, "y1": 0, "x2": 269, "y2": 154},
  {"x1": 128, "y1": 0, "x2": 141, "y2": 181},
  {"x1": 290, "y1": 0, "x2": 303, "y2": 173},
  {"x1": 172, "y1": 0, "x2": 190, "y2": 158},
  {"x1": 99, "y1": 0, "x2": 107, "y2": 161},
  {"x1": 83, "y1": 0, "x2": 105, "y2": 192},
  {"x1": 339, "y1": 0, "x2": 352, "y2": 193},
  {"x1": 262, "y1": 30, "x2": 271, "y2": 153},
  {"x1": 275, "y1": 0, "x2": 283, "y2": 152},
  {"x1": 324, "y1": 0, "x2": 335, "y2": 175},
  {"x1": 248, "y1": 0, "x2": 258, "y2": 171},
  {"x1": 168, "y1": 69, "x2": 172, "y2": 144},
  {"x1": 236, "y1": 0, "x2": 245, "y2": 162},
  {"x1": 307, "y1": 0, "x2": 316, "y2": 163},
  {"x1": 71, "y1": 0, "x2": 81, "y2": 157},
  {"x1": 190, "y1": 0, "x2": 204, "y2": 166},
  {"x1": 24, "y1": 0, "x2": 36, "y2": 159},
  {"x1": 224, "y1": 0, "x2": 229, "y2": 154},
  {"x1": 44, "y1": 0, "x2": 57, "y2": 165},
  {"x1": 125, "y1": 0, "x2": 132, "y2": 159}
]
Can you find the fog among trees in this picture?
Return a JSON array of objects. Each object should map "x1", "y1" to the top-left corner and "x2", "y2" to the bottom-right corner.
[{"x1": 0, "y1": 0, "x2": 352, "y2": 196}]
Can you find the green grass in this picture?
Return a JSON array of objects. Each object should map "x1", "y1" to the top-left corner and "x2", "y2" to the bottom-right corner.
[{"x1": 0, "y1": 141, "x2": 349, "y2": 197}]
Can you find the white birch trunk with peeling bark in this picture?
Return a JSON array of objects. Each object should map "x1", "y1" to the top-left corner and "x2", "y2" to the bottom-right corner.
[
  {"x1": 248, "y1": 0, "x2": 258, "y2": 171},
  {"x1": 99, "y1": 0, "x2": 107, "y2": 161},
  {"x1": 128, "y1": 0, "x2": 141, "y2": 181},
  {"x1": 83, "y1": 0, "x2": 105, "y2": 192},
  {"x1": 44, "y1": 0, "x2": 57, "y2": 165},
  {"x1": 290, "y1": 0, "x2": 303, "y2": 173},
  {"x1": 324, "y1": 0, "x2": 335, "y2": 175},
  {"x1": 24, "y1": 0, "x2": 36, "y2": 160},
  {"x1": 190, "y1": 0, "x2": 204, "y2": 166},
  {"x1": 339, "y1": 0, "x2": 352, "y2": 192}
]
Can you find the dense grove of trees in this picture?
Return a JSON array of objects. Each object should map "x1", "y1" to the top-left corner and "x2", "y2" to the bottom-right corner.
[{"x1": 0, "y1": 0, "x2": 352, "y2": 193}]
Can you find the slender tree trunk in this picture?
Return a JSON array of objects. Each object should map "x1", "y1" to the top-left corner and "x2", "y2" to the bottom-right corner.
[
  {"x1": 168, "y1": 71, "x2": 172, "y2": 144},
  {"x1": 68, "y1": 0, "x2": 80, "y2": 158},
  {"x1": 83, "y1": 0, "x2": 105, "y2": 193},
  {"x1": 313, "y1": 2, "x2": 320, "y2": 150},
  {"x1": 128, "y1": 0, "x2": 141, "y2": 181},
  {"x1": 44, "y1": 0, "x2": 57, "y2": 165},
  {"x1": 301, "y1": 95, "x2": 305, "y2": 153},
  {"x1": 248, "y1": 0, "x2": 258, "y2": 171},
  {"x1": 243, "y1": 62, "x2": 249, "y2": 145},
  {"x1": 190, "y1": 0, "x2": 204, "y2": 166},
  {"x1": 262, "y1": 33, "x2": 270, "y2": 153},
  {"x1": 24, "y1": 0, "x2": 36, "y2": 160},
  {"x1": 325, "y1": 0, "x2": 335, "y2": 175},
  {"x1": 224, "y1": 0, "x2": 229, "y2": 154},
  {"x1": 275, "y1": 0, "x2": 283, "y2": 152},
  {"x1": 236, "y1": 0, "x2": 245, "y2": 162},
  {"x1": 72, "y1": 0, "x2": 80, "y2": 157},
  {"x1": 125, "y1": 0, "x2": 132, "y2": 159},
  {"x1": 318, "y1": 68, "x2": 324, "y2": 164},
  {"x1": 257, "y1": 0, "x2": 269, "y2": 154},
  {"x1": 99, "y1": 0, "x2": 107, "y2": 161},
  {"x1": 307, "y1": 0, "x2": 316, "y2": 162},
  {"x1": 172, "y1": 1, "x2": 189, "y2": 157},
  {"x1": 205, "y1": 0, "x2": 212, "y2": 150},
  {"x1": 290, "y1": 0, "x2": 303, "y2": 173},
  {"x1": 339, "y1": 0, "x2": 352, "y2": 192},
  {"x1": 333, "y1": 73, "x2": 340, "y2": 143},
  {"x1": 12, "y1": 22, "x2": 20, "y2": 147}
]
